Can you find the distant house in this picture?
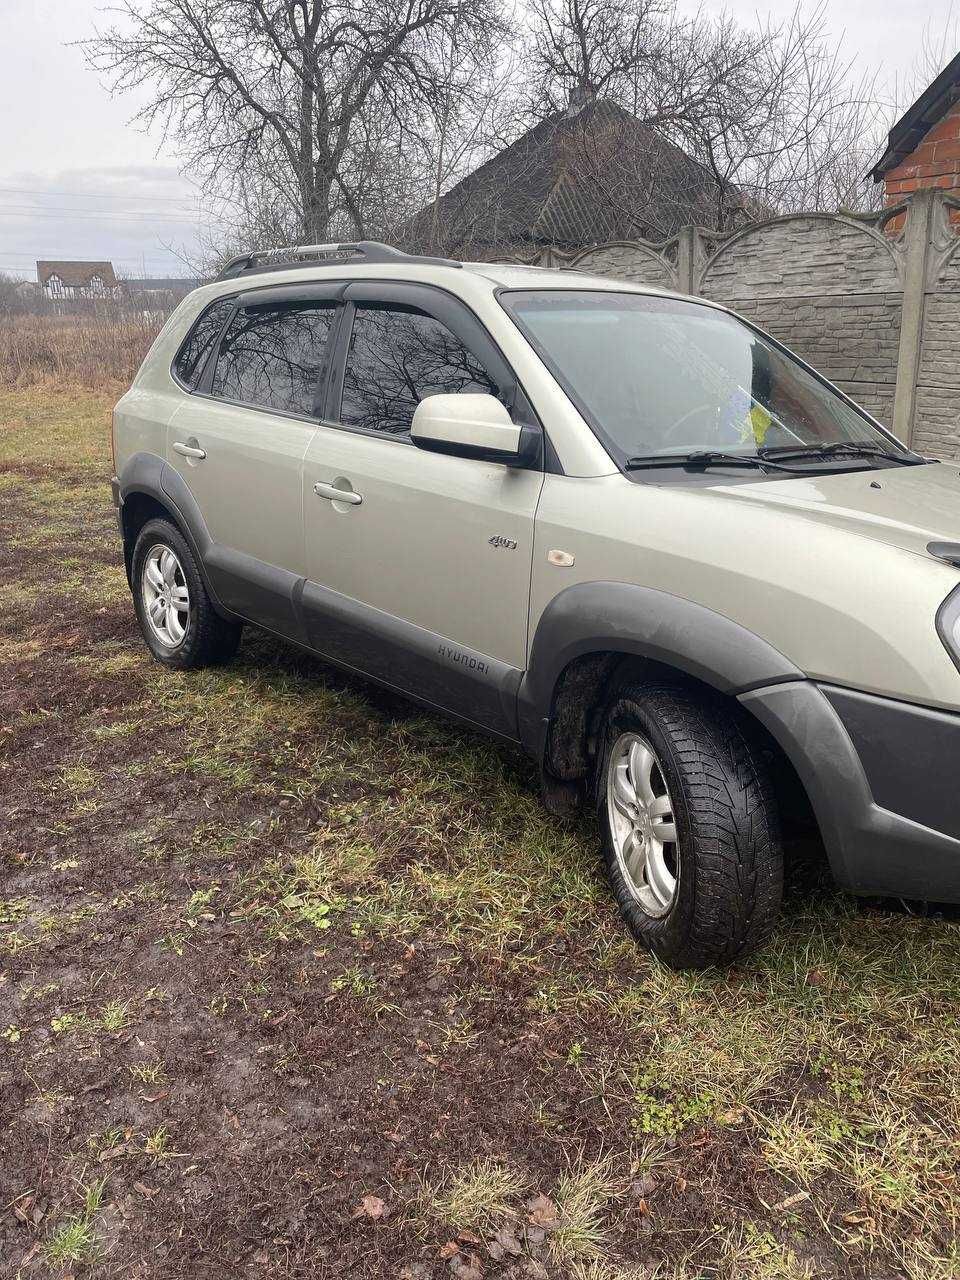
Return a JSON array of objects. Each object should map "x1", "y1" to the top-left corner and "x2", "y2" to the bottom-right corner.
[
  {"x1": 37, "y1": 260, "x2": 120, "y2": 301},
  {"x1": 123, "y1": 277, "x2": 199, "y2": 308},
  {"x1": 871, "y1": 51, "x2": 960, "y2": 213},
  {"x1": 407, "y1": 93, "x2": 745, "y2": 259}
]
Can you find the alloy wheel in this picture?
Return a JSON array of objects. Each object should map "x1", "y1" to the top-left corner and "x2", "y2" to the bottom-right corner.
[
  {"x1": 606, "y1": 731, "x2": 679, "y2": 917},
  {"x1": 141, "y1": 543, "x2": 191, "y2": 648}
]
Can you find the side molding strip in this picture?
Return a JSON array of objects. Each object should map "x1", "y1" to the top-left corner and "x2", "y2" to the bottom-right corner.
[{"x1": 300, "y1": 579, "x2": 521, "y2": 740}]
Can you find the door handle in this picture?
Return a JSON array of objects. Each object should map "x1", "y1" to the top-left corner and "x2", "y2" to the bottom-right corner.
[
  {"x1": 173, "y1": 441, "x2": 206, "y2": 460},
  {"x1": 313, "y1": 481, "x2": 362, "y2": 505}
]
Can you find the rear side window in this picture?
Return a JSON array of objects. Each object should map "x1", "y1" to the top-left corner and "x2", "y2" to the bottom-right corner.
[
  {"x1": 173, "y1": 298, "x2": 233, "y2": 389},
  {"x1": 339, "y1": 304, "x2": 497, "y2": 436},
  {"x1": 211, "y1": 304, "x2": 336, "y2": 417}
]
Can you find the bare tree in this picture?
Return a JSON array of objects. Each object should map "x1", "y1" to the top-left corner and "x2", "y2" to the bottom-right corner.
[
  {"x1": 422, "y1": 40, "x2": 521, "y2": 247},
  {"x1": 83, "y1": 0, "x2": 507, "y2": 248},
  {"x1": 523, "y1": 0, "x2": 886, "y2": 227},
  {"x1": 685, "y1": 5, "x2": 885, "y2": 221},
  {"x1": 327, "y1": 26, "x2": 522, "y2": 252},
  {"x1": 85, "y1": 0, "x2": 890, "y2": 269},
  {"x1": 526, "y1": 0, "x2": 669, "y2": 114}
]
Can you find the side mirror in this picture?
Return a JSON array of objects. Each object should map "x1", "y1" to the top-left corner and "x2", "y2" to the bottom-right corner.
[{"x1": 411, "y1": 393, "x2": 540, "y2": 467}]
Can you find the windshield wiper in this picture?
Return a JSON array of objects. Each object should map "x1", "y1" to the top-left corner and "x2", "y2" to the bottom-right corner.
[
  {"x1": 758, "y1": 441, "x2": 926, "y2": 466},
  {"x1": 625, "y1": 450, "x2": 796, "y2": 473}
]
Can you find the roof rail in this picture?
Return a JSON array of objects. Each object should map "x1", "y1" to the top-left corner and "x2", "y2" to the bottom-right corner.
[{"x1": 215, "y1": 240, "x2": 462, "y2": 281}]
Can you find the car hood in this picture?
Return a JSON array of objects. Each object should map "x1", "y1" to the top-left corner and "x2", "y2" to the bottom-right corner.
[{"x1": 706, "y1": 461, "x2": 960, "y2": 557}]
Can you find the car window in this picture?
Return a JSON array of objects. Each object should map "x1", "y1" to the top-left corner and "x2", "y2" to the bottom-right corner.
[
  {"x1": 174, "y1": 298, "x2": 234, "y2": 390},
  {"x1": 501, "y1": 290, "x2": 891, "y2": 460},
  {"x1": 339, "y1": 304, "x2": 498, "y2": 436},
  {"x1": 211, "y1": 303, "x2": 336, "y2": 416}
]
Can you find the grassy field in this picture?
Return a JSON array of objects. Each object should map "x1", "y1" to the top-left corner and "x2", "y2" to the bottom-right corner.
[{"x1": 2, "y1": 387, "x2": 960, "y2": 1279}]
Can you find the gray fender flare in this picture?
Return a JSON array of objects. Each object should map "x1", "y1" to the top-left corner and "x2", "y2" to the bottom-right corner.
[
  {"x1": 117, "y1": 452, "x2": 227, "y2": 614},
  {"x1": 517, "y1": 581, "x2": 803, "y2": 757}
]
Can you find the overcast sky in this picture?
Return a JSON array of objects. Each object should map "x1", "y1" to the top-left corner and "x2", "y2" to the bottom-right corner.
[{"x1": 1, "y1": 0, "x2": 956, "y2": 280}]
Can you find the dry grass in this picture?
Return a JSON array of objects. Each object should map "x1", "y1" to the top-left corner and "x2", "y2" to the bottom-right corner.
[
  {"x1": 416, "y1": 1157, "x2": 528, "y2": 1233},
  {"x1": 0, "y1": 311, "x2": 162, "y2": 390},
  {"x1": 549, "y1": 1153, "x2": 625, "y2": 1264}
]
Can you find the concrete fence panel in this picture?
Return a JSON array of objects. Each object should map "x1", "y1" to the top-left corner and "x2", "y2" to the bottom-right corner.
[
  {"x1": 567, "y1": 241, "x2": 678, "y2": 289},
  {"x1": 698, "y1": 215, "x2": 904, "y2": 429}
]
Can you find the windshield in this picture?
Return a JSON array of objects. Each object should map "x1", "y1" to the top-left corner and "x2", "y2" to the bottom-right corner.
[{"x1": 501, "y1": 289, "x2": 898, "y2": 464}]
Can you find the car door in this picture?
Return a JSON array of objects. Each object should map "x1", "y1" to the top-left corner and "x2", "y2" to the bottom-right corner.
[
  {"x1": 166, "y1": 285, "x2": 341, "y2": 636},
  {"x1": 301, "y1": 281, "x2": 545, "y2": 738}
]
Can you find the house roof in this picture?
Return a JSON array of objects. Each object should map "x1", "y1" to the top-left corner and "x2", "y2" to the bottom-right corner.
[
  {"x1": 407, "y1": 99, "x2": 737, "y2": 254},
  {"x1": 37, "y1": 260, "x2": 118, "y2": 288},
  {"x1": 870, "y1": 50, "x2": 960, "y2": 181}
]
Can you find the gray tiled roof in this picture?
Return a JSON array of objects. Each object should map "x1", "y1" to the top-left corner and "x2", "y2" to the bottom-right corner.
[{"x1": 408, "y1": 100, "x2": 740, "y2": 254}]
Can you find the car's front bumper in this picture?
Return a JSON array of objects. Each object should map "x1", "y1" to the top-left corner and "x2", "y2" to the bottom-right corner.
[{"x1": 740, "y1": 680, "x2": 960, "y2": 902}]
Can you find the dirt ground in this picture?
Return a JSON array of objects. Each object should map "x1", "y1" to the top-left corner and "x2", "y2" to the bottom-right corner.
[{"x1": 2, "y1": 387, "x2": 960, "y2": 1280}]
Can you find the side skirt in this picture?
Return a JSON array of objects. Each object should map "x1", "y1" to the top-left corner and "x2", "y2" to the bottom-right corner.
[{"x1": 298, "y1": 579, "x2": 522, "y2": 741}]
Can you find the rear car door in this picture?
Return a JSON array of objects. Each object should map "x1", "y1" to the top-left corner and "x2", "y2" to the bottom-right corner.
[
  {"x1": 167, "y1": 285, "x2": 340, "y2": 636},
  {"x1": 301, "y1": 282, "x2": 545, "y2": 737}
]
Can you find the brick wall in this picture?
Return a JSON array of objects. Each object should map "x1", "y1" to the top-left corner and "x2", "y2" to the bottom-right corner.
[
  {"x1": 885, "y1": 100, "x2": 960, "y2": 201},
  {"x1": 884, "y1": 100, "x2": 960, "y2": 232}
]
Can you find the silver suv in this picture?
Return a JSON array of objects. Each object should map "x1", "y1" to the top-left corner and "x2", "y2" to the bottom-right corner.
[{"x1": 112, "y1": 241, "x2": 960, "y2": 969}]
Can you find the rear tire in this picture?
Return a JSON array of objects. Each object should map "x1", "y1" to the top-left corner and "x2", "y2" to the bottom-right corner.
[
  {"x1": 131, "y1": 518, "x2": 241, "y2": 670},
  {"x1": 596, "y1": 679, "x2": 783, "y2": 970}
]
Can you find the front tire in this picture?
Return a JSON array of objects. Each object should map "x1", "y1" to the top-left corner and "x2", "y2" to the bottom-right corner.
[
  {"x1": 131, "y1": 518, "x2": 241, "y2": 670},
  {"x1": 597, "y1": 679, "x2": 783, "y2": 970}
]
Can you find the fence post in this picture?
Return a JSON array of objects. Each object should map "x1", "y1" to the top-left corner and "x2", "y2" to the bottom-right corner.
[
  {"x1": 892, "y1": 189, "x2": 937, "y2": 447},
  {"x1": 676, "y1": 226, "x2": 698, "y2": 295}
]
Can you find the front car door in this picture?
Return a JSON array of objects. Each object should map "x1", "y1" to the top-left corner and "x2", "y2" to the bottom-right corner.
[
  {"x1": 167, "y1": 285, "x2": 340, "y2": 636},
  {"x1": 301, "y1": 282, "x2": 545, "y2": 738}
]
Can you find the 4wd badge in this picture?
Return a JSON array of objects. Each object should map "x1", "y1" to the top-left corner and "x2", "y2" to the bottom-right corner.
[{"x1": 488, "y1": 534, "x2": 518, "y2": 550}]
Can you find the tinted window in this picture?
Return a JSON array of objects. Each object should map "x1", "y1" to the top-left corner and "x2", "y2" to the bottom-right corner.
[
  {"x1": 339, "y1": 305, "x2": 497, "y2": 436},
  {"x1": 211, "y1": 304, "x2": 335, "y2": 416},
  {"x1": 174, "y1": 298, "x2": 233, "y2": 389}
]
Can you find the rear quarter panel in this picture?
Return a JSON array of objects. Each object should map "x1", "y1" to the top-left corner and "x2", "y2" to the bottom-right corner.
[{"x1": 113, "y1": 287, "x2": 222, "y2": 475}]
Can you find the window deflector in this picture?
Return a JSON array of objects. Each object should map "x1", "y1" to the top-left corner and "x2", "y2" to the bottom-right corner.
[{"x1": 235, "y1": 280, "x2": 347, "y2": 310}]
